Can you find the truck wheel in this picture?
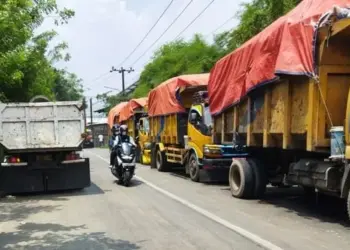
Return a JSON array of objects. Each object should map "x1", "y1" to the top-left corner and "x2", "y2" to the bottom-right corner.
[
  {"x1": 247, "y1": 158, "x2": 267, "y2": 198},
  {"x1": 229, "y1": 158, "x2": 254, "y2": 199},
  {"x1": 189, "y1": 153, "x2": 200, "y2": 182},
  {"x1": 150, "y1": 146, "x2": 157, "y2": 169},
  {"x1": 140, "y1": 151, "x2": 144, "y2": 165},
  {"x1": 135, "y1": 146, "x2": 141, "y2": 163},
  {"x1": 156, "y1": 150, "x2": 167, "y2": 172},
  {"x1": 347, "y1": 189, "x2": 350, "y2": 221}
]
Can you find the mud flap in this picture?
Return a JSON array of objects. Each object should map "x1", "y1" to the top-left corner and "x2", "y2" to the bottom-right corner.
[
  {"x1": 0, "y1": 166, "x2": 44, "y2": 193},
  {"x1": 0, "y1": 158, "x2": 91, "y2": 194},
  {"x1": 46, "y1": 159, "x2": 91, "y2": 191}
]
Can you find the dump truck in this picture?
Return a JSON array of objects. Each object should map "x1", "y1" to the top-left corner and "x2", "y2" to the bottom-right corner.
[
  {"x1": 0, "y1": 96, "x2": 90, "y2": 194},
  {"x1": 148, "y1": 74, "x2": 238, "y2": 182},
  {"x1": 119, "y1": 98, "x2": 151, "y2": 164},
  {"x1": 208, "y1": 1, "x2": 350, "y2": 218}
]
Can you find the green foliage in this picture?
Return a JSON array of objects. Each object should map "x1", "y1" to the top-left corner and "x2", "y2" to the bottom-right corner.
[
  {"x1": 225, "y1": 0, "x2": 301, "y2": 51},
  {"x1": 132, "y1": 34, "x2": 221, "y2": 98},
  {"x1": 0, "y1": 0, "x2": 82, "y2": 103}
]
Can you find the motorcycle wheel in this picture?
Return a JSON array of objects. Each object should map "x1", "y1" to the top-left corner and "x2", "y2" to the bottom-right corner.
[
  {"x1": 123, "y1": 171, "x2": 131, "y2": 187},
  {"x1": 112, "y1": 157, "x2": 123, "y2": 185}
]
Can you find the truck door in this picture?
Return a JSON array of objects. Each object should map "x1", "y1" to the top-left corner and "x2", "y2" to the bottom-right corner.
[{"x1": 187, "y1": 104, "x2": 212, "y2": 159}]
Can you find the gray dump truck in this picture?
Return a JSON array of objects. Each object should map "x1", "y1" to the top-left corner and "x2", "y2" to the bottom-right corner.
[{"x1": 0, "y1": 96, "x2": 91, "y2": 194}]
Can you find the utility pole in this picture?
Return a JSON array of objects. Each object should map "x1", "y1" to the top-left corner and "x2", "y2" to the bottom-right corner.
[
  {"x1": 89, "y1": 98, "x2": 93, "y2": 126},
  {"x1": 110, "y1": 66, "x2": 134, "y2": 96}
]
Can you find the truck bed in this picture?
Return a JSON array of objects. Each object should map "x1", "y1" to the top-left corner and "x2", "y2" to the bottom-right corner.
[{"x1": 0, "y1": 101, "x2": 84, "y2": 152}]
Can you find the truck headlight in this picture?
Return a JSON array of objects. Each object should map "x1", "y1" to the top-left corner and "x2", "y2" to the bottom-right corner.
[
  {"x1": 144, "y1": 142, "x2": 152, "y2": 150},
  {"x1": 203, "y1": 146, "x2": 222, "y2": 157}
]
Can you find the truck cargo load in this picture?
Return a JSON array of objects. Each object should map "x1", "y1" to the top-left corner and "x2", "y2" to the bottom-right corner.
[
  {"x1": 208, "y1": 0, "x2": 350, "y2": 220},
  {"x1": 107, "y1": 102, "x2": 128, "y2": 129},
  {"x1": 148, "y1": 74, "x2": 209, "y2": 117},
  {"x1": 0, "y1": 97, "x2": 90, "y2": 194},
  {"x1": 119, "y1": 97, "x2": 148, "y2": 123},
  {"x1": 208, "y1": 0, "x2": 350, "y2": 116}
]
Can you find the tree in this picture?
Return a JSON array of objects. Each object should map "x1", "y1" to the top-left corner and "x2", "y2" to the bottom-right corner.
[
  {"x1": 0, "y1": 0, "x2": 81, "y2": 102},
  {"x1": 132, "y1": 34, "x2": 221, "y2": 98},
  {"x1": 53, "y1": 69, "x2": 84, "y2": 101},
  {"x1": 224, "y1": 0, "x2": 301, "y2": 52}
]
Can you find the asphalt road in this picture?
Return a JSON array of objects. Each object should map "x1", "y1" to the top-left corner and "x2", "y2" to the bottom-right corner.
[{"x1": 0, "y1": 148, "x2": 349, "y2": 250}]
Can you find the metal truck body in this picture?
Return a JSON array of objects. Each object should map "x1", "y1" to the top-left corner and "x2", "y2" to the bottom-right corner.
[
  {"x1": 0, "y1": 100, "x2": 91, "y2": 194},
  {"x1": 211, "y1": 16, "x2": 350, "y2": 218}
]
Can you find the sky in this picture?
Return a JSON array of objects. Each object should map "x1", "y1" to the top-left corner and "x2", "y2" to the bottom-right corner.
[{"x1": 39, "y1": 0, "x2": 248, "y2": 113}]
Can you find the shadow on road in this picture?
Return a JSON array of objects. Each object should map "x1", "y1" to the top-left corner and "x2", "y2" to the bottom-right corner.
[
  {"x1": 0, "y1": 222, "x2": 141, "y2": 250},
  {"x1": 0, "y1": 182, "x2": 105, "y2": 202},
  {"x1": 256, "y1": 186, "x2": 350, "y2": 228},
  {"x1": 113, "y1": 179, "x2": 143, "y2": 188},
  {"x1": 0, "y1": 202, "x2": 60, "y2": 224}
]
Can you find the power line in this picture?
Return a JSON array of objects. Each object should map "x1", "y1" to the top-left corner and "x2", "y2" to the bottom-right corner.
[
  {"x1": 116, "y1": 0, "x2": 175, "y2": 67},
  {"x1": 205, "y1": 14, "x2": 236, "y2": 38},
  {"x1": 174, "y1": 0, "x2": 216, "y2": 40},
  {"x1": 84, "y1": 73, "x2": 115, "y2": 90},
  {"x1": 130, "y1": 0, "x2": 195, "y2": 66}
]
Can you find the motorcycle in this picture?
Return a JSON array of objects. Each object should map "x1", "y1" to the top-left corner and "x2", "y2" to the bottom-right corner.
[{"x1": 110, "y1": 141, "x2": 136, "y2": 186}]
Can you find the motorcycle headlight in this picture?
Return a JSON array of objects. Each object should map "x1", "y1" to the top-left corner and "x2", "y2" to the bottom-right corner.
[{"x1": 121, "y1": 154, "x2": 133, "y2": 160}]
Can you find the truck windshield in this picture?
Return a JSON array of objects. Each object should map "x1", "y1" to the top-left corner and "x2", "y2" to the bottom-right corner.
[
  {"x1": 143, "y1": 118, "x2": 150, "y2": 133},
  {"x1": 202, "y1": 106, "x2": 213, "y2": 136},
  {"x1": 203, "y1": 106, "x2": 212, "y2": 128}
]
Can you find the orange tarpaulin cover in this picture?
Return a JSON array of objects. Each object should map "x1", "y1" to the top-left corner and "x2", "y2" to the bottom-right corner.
[
  {"x1": 107, "y1": 102, "x2": 128, "y2": 128},
  {"x1": 148, "y1": 74, "x2": 209, "y2": 117},
  {"x1": 119, "y1": 97, "x2": 148, "y2": 122},
  {"x1": 208, "y1": 0, "x2": 350, "y2": 115}
]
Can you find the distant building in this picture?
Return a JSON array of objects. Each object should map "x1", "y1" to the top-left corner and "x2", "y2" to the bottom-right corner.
[{"x1": 87, "y1": 117, "x2": 108, "y2": 146}]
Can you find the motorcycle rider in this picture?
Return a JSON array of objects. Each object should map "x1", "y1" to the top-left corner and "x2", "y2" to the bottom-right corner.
[{"x1": 109, "y1": 124, "x2": 136, "y2": 168}]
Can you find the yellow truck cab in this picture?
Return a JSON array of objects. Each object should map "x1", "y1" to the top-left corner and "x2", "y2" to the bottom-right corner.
[{"x1": 185, "y1": 91, "x2": 242, "y2": 182}]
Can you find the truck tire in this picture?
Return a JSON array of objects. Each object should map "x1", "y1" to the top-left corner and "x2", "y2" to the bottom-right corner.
[
  {"x1": 156, "y1": 150, "x2": 167, "y2": 172},
  {"x1": 189, "y1": 153, "x2": 200, "y2": 182},
  {"x1": 140, "y1": 151, "x2": 144, "y2": 165},
  {"x1": 247, "y1": 158, "x2": 267, "y2": 198},
  {"x1": 229, "y1": 158, "x2": 254, "y2": 199},
  {"x1": 135, "y1": 146, "x2": 141, "y2": 163},
  {"x1": 347, "y1": 189, "x2": 350, "y2": 221},
  {"x1": 150, "y1": 146, "x2": 157, "y2": 169}
]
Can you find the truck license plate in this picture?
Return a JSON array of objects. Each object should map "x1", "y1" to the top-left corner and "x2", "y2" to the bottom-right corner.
[{"x1": 36, "y1": 155, "x2": 52, "y2": 161}]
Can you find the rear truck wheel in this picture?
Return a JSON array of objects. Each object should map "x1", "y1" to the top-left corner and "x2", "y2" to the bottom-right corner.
[
  {"x1": 135, "y1": 146, "x2": 141, "y2": 163},
  {"x1": 347, "y1": 189, "x2": 350, "y2": 221},
  {"x1": 229, "y1": 158, "x2": 254, "y2": 199},
  {"x1": 156, "y1": 150, "x2": 167, "y2": 172},
  {"x1": 140, "y1": 151, "x2": 144, "y2": 165},
  {"x1": 150, "y1": 146, "x2": 157, "y2": 169},
  {"x1": 247, "y1": 158, "x2": 267, "y2": 198},
  {"x1": 189, "y1": 153, "x2": 200, "y2": 182}
]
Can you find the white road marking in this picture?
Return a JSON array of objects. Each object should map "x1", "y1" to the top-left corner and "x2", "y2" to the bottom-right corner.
[{"x1": 87, "y1": 150, "x2": 283, "y2": 250}]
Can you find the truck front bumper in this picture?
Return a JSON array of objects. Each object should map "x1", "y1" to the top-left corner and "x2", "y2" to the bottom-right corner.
[
  {"x1": 0, "y1": 158, "x2": 91, "y2": 194},
  {"x1": 199, "y1": 158, "x2": 232, "y2": 183}
]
